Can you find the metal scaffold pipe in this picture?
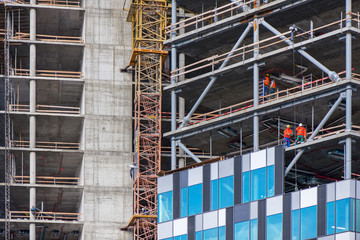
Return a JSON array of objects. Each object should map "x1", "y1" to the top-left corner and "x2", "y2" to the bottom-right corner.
[{"x1": 171, "y1": 0, "x2": 177, "y2": 170}]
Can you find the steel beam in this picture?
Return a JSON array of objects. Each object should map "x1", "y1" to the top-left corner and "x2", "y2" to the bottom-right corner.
[
  {"x1": 177, "y1": 141, "x2": 201, "y2": 163},
  {"x1": 284, "y1": 93, "x2": 346, "y2": 176},
  {"x1": 179, "y1": 23, "x2": 252, "y2": 128},
  {"x1": 261, "y1": 20, "x2": 340, "y2": 81}
]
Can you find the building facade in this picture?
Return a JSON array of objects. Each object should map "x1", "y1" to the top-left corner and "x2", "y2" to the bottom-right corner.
[{"x1": 158, "y1": 146, "x2": 360, "y2": 240}]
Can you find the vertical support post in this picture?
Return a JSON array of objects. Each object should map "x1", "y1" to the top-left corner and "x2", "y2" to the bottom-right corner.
[
  {"x1": 311, "y1": 103, "x2": 314, "y2": 133},
  {"x1": 253, "y1": 18, "x2": 260, "y2": 151},
  {"x1": 29, "y1": 2, "x2": 36, "y2": 239},
  {"x1": 171, "y1": 0, "x2": 177, "y2": 170},
  {"x1": 345, "y1": 0, "x2": 352, "y2": 179}
]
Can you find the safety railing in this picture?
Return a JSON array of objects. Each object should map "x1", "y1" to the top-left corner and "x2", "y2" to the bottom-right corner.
[
  {"x1": 166, "y1": 0, "x2": 270, "y2": 35},
  {"x1": 162, "y1": 146, "x2": 212, "y2": 157},
  {"x1": 10, "y1": 140, "x2": 80, "y2": 149},
  {"x1": 12, "y1": 176, "x2": 80, "y2": 185},
  {"x1": 37, "y1": 0, "x2": 81, "y2": 7},
  {"x1": 9, "y1": 32, "x2": 84, "y2": 44},
  {"x1": 0, "y1": 0, "x2": 25, "y2": 4},
  {"x1": 10, "y1": 211, "x2": 82, "y2": 221},
  {"x1": 9, "y1": 104, "x2": 81, "y2": 114},
  {"x1": 183, "y1": 71, "x2": 357, "y2": 126},
  {"x1": 171, "y1": 15, "x2": 359, "y2": 81},
  {"x1": 10, "y1": 68, "x2": 84, "y2": 79}
]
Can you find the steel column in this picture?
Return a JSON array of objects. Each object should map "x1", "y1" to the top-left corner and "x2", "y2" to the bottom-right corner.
[
  {"x1": 285, "y1": 93, "x2": 346, "y2": 176},
  {"x1": 253, "y1": 19, "x2": 260, "y2": 151},
  {"x1": 261, "y1": 20, "x2": 340, "y2": 82},
  {"x1": 345, "y1": 0, "x2": 352, "y2": 179},
  {"x1": 179, "y1": 23, "x2": 252, "y2": 128},
  {"x1": 171, "y1": 0, "x2": 177, "y2": 169}
]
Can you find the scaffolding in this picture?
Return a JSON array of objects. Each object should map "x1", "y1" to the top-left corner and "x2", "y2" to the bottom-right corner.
[{"x1": 127, "y1": 0, "x2": 168, "y2": 239}]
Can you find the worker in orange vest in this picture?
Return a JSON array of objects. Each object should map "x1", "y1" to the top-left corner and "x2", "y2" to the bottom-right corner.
[
  {"x1": 284, "y1": 125, "x2": 293, "y2": 147},
  {"x1": 270, "y1": 79, "x2": 276, "y2": 95},
  {"x1": 262, "y1": 74, "x2": 270, "y2": 96},
  {"x1": 295, "y1": 123, "x2": 307, "y2": 145}
]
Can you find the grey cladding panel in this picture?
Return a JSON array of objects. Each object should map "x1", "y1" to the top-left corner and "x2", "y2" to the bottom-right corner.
[
  {"x1": 203, "y1": 165, "x2": 211, "y2": 213},
  {"x1": 318, "y1": 185, "x2": 326, "y2": 237},
  {"x1": 226, "y1": 207, "x2": 234, "y2": 240},
  {"x1": 180, "y1": 170, "x2": 188, "y2": 188},
  {"x1": 283, "y1": 193, "x2": 291, "y2": 240},
  {"x1": 275, "y1": 145, "x2": 284, "y2": 196},
  {"x1": 188, "y1": 216, "x2": 195, "y2": 240},
  {"x1": 173, "y1": 172, "x2": 180, "y2": 220},
  {"x1": 234, "y1": 156, "x2": 242, "y2": 204},
  {"x1": 219, "y1": 158, "x2": 234, "y2": 178},
  {"x1": 233, "y1": 203, "x2": 250, "y2": 223},
  {"x1": 258, "y1": 199, "x2": 266, "y2": 240}
]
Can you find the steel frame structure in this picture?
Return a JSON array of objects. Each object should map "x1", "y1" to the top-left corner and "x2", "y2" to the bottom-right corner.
[
  {"x1": 167, "y1": 0, "x2": 354, "y2": 180},
  {"x1": 129, "y1": 0, "x2": 168, "y2": 239}
]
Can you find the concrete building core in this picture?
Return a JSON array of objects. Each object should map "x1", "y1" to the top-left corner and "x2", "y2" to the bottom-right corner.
[{"x1": 0, "y1": 0, "x2": 133, "y2": 239}]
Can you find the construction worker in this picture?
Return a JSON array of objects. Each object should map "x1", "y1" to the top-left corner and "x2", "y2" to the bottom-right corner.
[
  {"x1": 261, "y1": 74, "x2": 270, "y2": 96},
  {"x1": 295, "y1": 123, "x2": 307, "y2": 145},
  {"x1": 270, "y1": 79, "x2": 276, "y2": 95},
  {"x1": 284, "y1": 125, "x2": 293, "y2": 147}
]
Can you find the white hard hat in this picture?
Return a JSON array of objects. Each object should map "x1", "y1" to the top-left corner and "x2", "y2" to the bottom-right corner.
[{"x1": 299, "y1": 123, "x2": 303, "y2": 127}]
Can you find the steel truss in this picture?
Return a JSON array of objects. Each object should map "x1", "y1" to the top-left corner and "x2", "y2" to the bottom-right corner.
[{"x1": 129, "y1": 0, "x2": 168, "y2": 239}]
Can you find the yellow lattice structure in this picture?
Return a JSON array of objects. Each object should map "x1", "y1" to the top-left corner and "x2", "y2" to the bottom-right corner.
[{"x1": 127, "y1": 0, "x2": 168, "y2": 239}]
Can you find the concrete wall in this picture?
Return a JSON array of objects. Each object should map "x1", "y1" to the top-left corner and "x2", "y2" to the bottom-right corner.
[{"x1": 82, "y1": 0, "x2": 133, "y2": 239}]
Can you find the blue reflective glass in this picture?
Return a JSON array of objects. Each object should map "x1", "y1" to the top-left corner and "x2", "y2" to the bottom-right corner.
[
  {"x1": 211, "y1": 179, "x2": 218, "y2": 210},
  {"x1": 161, "y1": 238, "x2": 172, "y2": 240},
  {"x1": 327, "y1": 201, "x2": 335, "y2": 235},
  {"x1": 158, "y1": 191, "x2": 173, "y2": 223},
  {"x1": 301, "y1": 206, "x2": 317, "y2": 240},
  {"x1": 336, "y1": 198, "x2": 355, "y2": 233},
  {"x1": 357, "y1": 199, "x2": 360, "y2": 232},
  {"x1": 181, "y1": 187, "x2": 188, "y2": 217},
  {"x1": 219, "y1": 176, "x2": 234, "y2": 209},
  {"x1": 219, "y1": 226, "x2": 226, "y2": 240},
  {"x1": 189, "y1": 184, "x2": 203, "y2": 216},
  {"x1": 251, "y1": 168, "x2": 266, "y2": 201},
  {"x1": 234, "y1": 221, "x2": 249, "y2": 240},
  {"x1": 203, "y1": 228, "x2": 217, "y2": 240},
  {"x1": 250, "y1": 219, "x2": 258, "y2": 240},
  {"x1": 195, "y1": 231, "x2": 202, "y2": 240},
  {"x1": 267, "y1": 214, "x2": 282, "y2": 240},
  {"x1": 292, "y1": 209, "x2": 300, "y2": 240},
  {"x1": 267, "y1": 165, "x2": 275, "y2": 197},
  {"x1": 242, "y1": 172, "x2": 250, "y2": 203},
  {"x1": 174, "y1": 235, "x2": 187, "y2": 240}
]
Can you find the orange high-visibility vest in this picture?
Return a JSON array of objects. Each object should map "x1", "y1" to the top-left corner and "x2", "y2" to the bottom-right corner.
[
  {"x1": 264, "y1": 77, "x2": 270, "y2": 86},
  {"x1": 284, "y1": 128, "x2": 293, "y2": 138},
  {"x1": 296, "y1": 126, "x2": 307, "y2": 136},
  {"x1": 270, "y1": 80, "x2": 276, "y2": 89}
]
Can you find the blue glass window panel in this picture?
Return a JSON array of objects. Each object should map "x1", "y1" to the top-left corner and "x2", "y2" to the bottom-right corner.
[
  {"x1": 301, "y1": 206, "x2": 317, "y2": 240},
  {"x1": 267, "y1": 214, "x2": 283, "y2": 240},
  {"x1": 211, "y1": 179, "x2": 218, "y2": 210},
  {"x1": 219, "y1": 226, "x2": 226, "y2": 240},
  {"x1": 158, "y1": 191, "x2": 173, "y2": 223},
  {"x1": 327, "y1": 201, "x2": 335, "y2": 235},
  {"x1": 357, "y1": 199, "x2": 360, "y2": 232},
  {"x1": 267, "y1": 165, "x2": 275, "y2": 197},
  {"x1": 292, "y1": 209, "x2": 300, "y2": 240},
  {"x1": 250, "y1": 219, "x2": 258, "y2": 240},
  {"x1": 234, "y1": 221, "x2": 249, "y2": 240},
  {"x1": 203, "y1": 228, "x2": 217, "y2": 240},
  {"x1": 174, "y1": 235, "x2": 187, "y2": 240},
  {"x1": 336, "y1": 198, "x2": 355, "y2": 233},
  {"x1": 242, "y1": 172, "x2": 250, "y2": 203},
  {"x1": 195, "y1": 231, "x2": 202, "y2": 240},
  {"x1": 181, "y1": 187, "x2": 188, "y2": 217},
  {"x1": 189, "y1": 184, "x2": 203, "y2": 216},
  {"x1": 219, "y1": 176, "x2": 234, "y2": 209},
  {"x1": 251, "y1": 168, "x2": 266, "y2": 201},
  {"x1": 161, "y1": 238, "x2": 172, "y2": 240}
]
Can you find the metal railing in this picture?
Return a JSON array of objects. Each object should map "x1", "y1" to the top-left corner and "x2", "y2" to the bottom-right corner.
[
  {"x1": 12, "y1": 176, "x2": 80, "y2": 185},
  {"x1": 10, "y1": 140, "x2": 80, "y2": 149},
  {"x1": 184, "y1": 71, "x2": 358, "y2": 126},
  {"x1": 10, "y1": 211, "x2": 82, "y2": 221},
  {"x1": 10, "y1": 68, "x2": 84, "y2": 79},
  {"x1": 9, "y1": 104, "x2": 81, "y2": 114}
]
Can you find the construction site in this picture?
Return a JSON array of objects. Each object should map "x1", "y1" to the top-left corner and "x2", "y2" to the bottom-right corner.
[{"x1": 0, "y1": 0, "x2": 360, "y2": 239}]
